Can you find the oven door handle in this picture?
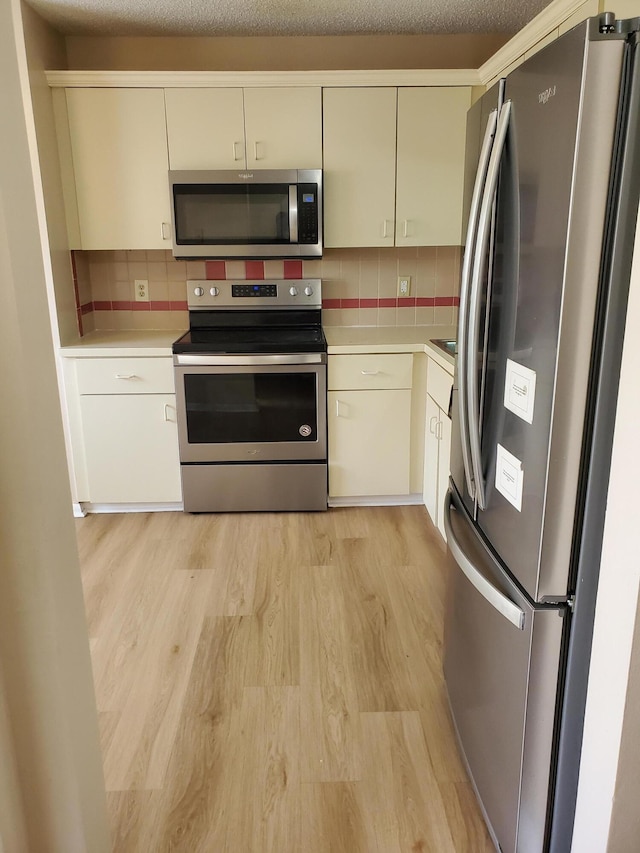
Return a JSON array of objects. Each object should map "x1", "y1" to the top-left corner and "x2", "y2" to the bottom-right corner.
[{"x1": 173, "y1": 353, "x2": 326, "y2": 366}]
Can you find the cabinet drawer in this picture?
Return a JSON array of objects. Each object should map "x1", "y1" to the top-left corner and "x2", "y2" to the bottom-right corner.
[
  {"x1": 427, "y1": 358, "x2": 453, "y2": 412},
  {"x1": 76, "y1": 357, "x2": 174, "y2": 395},
  {"x1": 328, "y1": 354, "x2": 413, "y2": 390}
]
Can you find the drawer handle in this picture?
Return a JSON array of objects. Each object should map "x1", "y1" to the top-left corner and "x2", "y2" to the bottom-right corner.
[
  {"x1": 115, "y1": 373, "x2": 138, "y2": 380},
  {"x1": 403, "y1": 219, "x2": 410, "y2": 238},
  {"x1": 164, "y1": 403, "x2": 176, "y2": 422},
  {"x1": 254, "y1": 141, "x2": 264, "y2": 160},
  {"x1": 161, "y1": 222, "x2": 170, "y2": 240},
  {"x1": 435, "y1": 420, "x2": 443, "y2": 440},
  {"x1": 336, "y1": 400, "x2": 349, "y2": 418},
  {"x1": 429, "y1": 415, "x2": 438, "y2": 435},
  {"x1": 233, "y1": 141, "x2": 243, "y2": 161},
  {"x1": 360, "y1": 370, "x2": 380, "y2": 376},
  {"x1": 381, "y1": 220, "x2": 393, "y2": 239}
]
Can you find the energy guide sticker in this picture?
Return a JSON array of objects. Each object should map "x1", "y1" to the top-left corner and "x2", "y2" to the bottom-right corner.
[
  {"x1": 504, "y1": 359, "x2": 536, "y2": 424},
  {"x1": 495, "y1": 444, "x2": 524, "y2": 512}
]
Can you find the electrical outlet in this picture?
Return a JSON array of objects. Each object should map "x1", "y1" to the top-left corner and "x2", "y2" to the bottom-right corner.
[
  {"x1": 398, "y1": 275, "x2": 411, "y2": 297},
  {"x1": 135, "y1": 279, "x2": 149, "y2": 302}
]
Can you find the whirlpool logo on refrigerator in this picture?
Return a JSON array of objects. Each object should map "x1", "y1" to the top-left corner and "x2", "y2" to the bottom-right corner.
[{"x1": 538, "y1": 85, "x2": 557, "y2": 105}]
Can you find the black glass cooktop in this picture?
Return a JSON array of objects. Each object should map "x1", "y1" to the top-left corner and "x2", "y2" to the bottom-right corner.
[{"x1": 173, "y1": 325, "x2": 327, "y2": 355}]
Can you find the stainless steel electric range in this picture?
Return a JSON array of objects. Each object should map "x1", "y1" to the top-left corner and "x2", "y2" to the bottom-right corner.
[{"x1": 172, "y1": 279, "x2": 327, "y2": 513}]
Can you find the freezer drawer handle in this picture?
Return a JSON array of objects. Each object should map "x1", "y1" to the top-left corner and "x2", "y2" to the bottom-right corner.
[{"x1": 444, "y1": 492, "x2": 525, "y2": 631}]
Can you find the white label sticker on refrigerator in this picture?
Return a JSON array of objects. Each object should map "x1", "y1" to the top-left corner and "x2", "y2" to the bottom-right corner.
[
  {"x1": 495, "y1": 444, "x2": 524, "y2": 512},
  {"x1": 504, "y1": 359, "x2": 536, "y2": 424}
]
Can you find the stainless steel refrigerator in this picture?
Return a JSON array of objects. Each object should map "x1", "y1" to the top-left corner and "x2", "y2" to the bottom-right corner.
[{"x1": 444, "y1": 14, "x2": 640, "y2": 853}]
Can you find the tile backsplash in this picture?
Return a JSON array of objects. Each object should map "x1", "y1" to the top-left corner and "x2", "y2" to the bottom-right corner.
[{"x1": 72, "y1": 246, "x2": 460, "y2": 336}]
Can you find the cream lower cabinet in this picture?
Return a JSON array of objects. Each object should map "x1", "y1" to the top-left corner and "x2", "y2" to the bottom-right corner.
[
  {"x1": 423, "y1": 357, "x2": 454, "y2": 538},
  {"x1": 60, "y1": 88, "x2": 172, "y2": 250},
  {"x1": 328, "y1": 354, "x2": 412, "y2": 498},
  {"x1": 72, "y1": 357, "x2": 181, "y2": 504}
]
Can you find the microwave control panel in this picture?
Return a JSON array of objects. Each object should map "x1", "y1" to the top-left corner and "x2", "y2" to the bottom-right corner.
[{"x1": 298, "y1": 184, "x2": 319, "y2": 244}]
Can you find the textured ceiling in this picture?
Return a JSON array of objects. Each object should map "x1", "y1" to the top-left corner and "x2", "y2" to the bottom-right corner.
[{"x1": 25, "y1": 0, "x2": 554, "y2": 37}]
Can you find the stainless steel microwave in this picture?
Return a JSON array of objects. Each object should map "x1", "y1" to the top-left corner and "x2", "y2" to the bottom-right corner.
[{"x1": 168, "y1": 169, "x2": 322, "y2": 259}]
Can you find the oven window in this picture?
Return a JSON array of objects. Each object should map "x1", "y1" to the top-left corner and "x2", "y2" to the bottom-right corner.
[
  {"x1": 184, "y1": 372, "x2": 317, "y2": 443},
  {"x1": 174, "y1": 184, "x2": 290, "y2": 245}
]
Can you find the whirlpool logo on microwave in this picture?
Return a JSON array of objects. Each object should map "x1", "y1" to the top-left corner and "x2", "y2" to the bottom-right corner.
[{"x1": 538, "y1": 85, "x2": 557, "y2": 105}]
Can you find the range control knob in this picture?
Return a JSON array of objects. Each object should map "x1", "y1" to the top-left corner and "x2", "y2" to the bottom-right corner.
[
  {"x1": 289, "y1": 286, "x2": 299, "y2": 297},
  {"x1": 304, "y1": 286, "x2": 314, "y2": 297},
  {"x1": 209, "y1": 287, "x2": 219, "y2": 296},
  {"x1": 193, "y1": 286, "x2": 204, "y2": 297}
]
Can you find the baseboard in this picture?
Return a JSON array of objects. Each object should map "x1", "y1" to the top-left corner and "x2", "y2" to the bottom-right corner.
[
  {"x1": 328, "y1": 493, "x2": 424, "y2": 508},
  {"x1": 77, "y1": 502, "x2": 184, "y2": 515}
]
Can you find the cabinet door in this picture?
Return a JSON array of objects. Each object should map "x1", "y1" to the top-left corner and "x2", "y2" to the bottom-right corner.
[
  {"x1": 80, "y1": 394, "x2": 181, "y2": 503},
  {"x1": 65, "y1": 88, "x2": 172, "y2": 249},
  {"x1": 244, "y1": 87, "x2": 322, "y2": 169},
  {"x1": 165, "y1": 88, "x2": 246, "y2": 169},
  {"x1": 423, "y1": 394, "x2": 440, "y2": 525},
  {"x1": 396, "y1": 87, "x2": 471, "y2": 246},
  {"x1": 328, "y1": 389, "x2": 411, "y2": 497},
  {"x1": 437, "y1": 412, "x2": 452, "y2": 540},
  {"x1": 323, "y1": 87, "x2": 397, "y2": 248}
]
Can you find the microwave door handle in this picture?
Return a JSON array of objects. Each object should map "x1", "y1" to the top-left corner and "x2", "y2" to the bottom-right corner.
[
  {"x1": 457, "y1": 107, "x2": 498, "y2": 502},
  {"x1": 289, "y1": 185, "x2": 299, "y2": 243}
]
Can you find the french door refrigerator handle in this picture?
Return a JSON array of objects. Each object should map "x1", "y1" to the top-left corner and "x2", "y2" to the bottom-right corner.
[
  {"x1": 457, "y1": 108, "x2": 498, "y2": 501},
  {"x1": 444, "y1": 492, "x2": 525, "y2": 630},
  {"x1": 467, "y1": 99, "x2": 512, "y2": 511}
]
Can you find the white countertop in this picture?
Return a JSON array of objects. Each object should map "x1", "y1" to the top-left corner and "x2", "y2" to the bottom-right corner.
[
  {"x1": 59, "y1": 329, "x2": 185, "y2": 357},
  {"x1": 325, "y1": 325, "x2": 456, "y2": 370},
  {"x1": 59, "y1": 325, "x2": 457, "y2": 370}
]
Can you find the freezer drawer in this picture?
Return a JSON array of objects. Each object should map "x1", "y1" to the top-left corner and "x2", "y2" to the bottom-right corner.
[{"x1": 443, "y1": 491, "x2": 565, "y2": 853}]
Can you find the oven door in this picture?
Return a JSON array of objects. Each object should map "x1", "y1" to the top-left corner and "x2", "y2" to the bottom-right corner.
[{"x1": 174, "y1": 354, "x2": 327, "y2": 463}]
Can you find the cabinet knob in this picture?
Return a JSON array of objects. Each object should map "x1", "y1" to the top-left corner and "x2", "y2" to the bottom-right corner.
[
  {"x1": 194, "y1": 286, "x2": 204, "y2": 297},
  {"x1": 304, "y1": 286, "x2": 314, "y2": 296},
  {"x1": 209, "y1": 287, "x2": 219, "y2": 297},
  {"x1": 289, "y1": 286, "x2": 299, "y2": 296}
]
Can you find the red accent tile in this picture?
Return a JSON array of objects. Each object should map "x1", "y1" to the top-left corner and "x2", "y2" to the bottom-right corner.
[
  {"x1": 70, "y1": 250, "x2": 77, "y2": 281},
  {"x1": 342, "y1": 298, "x2": 359, "y2": 309},
  {"x1": 416, "y1": 297, "x2": 436, "y2": 307},
  {"x1": 322, "y1": 298, "x2": 341, "y2": 309},
  {"x1": 453, "y1": 296, "x2": 460, "y2": 306},
  {"x1": 112, "y1": 300, "x2": 133, "y2": 310},
  {"x1": 245, "y1": 261, "x2": 265, "y2": 280},
  {"x1": 76, "y1": 309, "x2": 84, "y2": 338},
  {"x1": 284, "y1": 260, "x2": 303, "y2": 279},
  {"x1": 379, "y1": 298, "x2": 398, "y2": 308},
  {"x1": 150, "y1": 301, "x2": 172, "y2": 311},
  {"x1": 434, "y1": 296, "x2": 456, "y2": 307},
  {"x1": 360, "y1": 298, "x2": 378, "y2": 308},
  {"x1": 80, "y1": 302, "x2": 94, "y2": 315},
  {"x1": 205, "y1": 260, "x2": 226, "y2": 280},
  {"x1": 132, "y1": 301, "x2": 151, "y2": 311},
  {"x1": 398, "y1": 297, "x2": 416, "y2": 307},
  {"x1": 170, "y1": 300, "x2": 189, "y2": 311},
  {"x1": 93, "y1": 300, "x2": 111, "y2": 311}
]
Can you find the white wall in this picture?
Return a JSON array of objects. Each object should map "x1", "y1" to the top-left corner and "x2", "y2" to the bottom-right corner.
[{"x1": 0, "y1": 0, "x2": 109, "y2": 849}]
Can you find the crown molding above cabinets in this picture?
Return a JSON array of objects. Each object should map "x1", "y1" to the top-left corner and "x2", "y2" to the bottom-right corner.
[{"x1": 45, "y1": 69, "x2": 482, "y2": 88}]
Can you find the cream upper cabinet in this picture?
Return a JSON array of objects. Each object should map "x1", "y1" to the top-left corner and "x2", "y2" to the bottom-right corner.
[
  {"x1": 243, "y1": 87, "x2": 322, "y2": 168},
  {"x1": 323, "y1": 87, "x2": 398, "y2": 248},
  {"x1": 324, "y1": 86, "x2": 471, "y2": 248},
  {"x1": 396, "y1": 87, "x2": 471, "y2": 246},
  {"x1": 165, "y1": 87, "x2": 322, "y2": 171},
  {"x1": 165, "y1": 88, "x2": 246, "y2": 169},
  {"x1": 64, "y1": 88, "x2": 172, "y2": 250}
]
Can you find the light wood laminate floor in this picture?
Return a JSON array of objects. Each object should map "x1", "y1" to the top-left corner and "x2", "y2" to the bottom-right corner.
[{"x1": 76, "y1": 505, "x2": 494, "y2": 852}]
